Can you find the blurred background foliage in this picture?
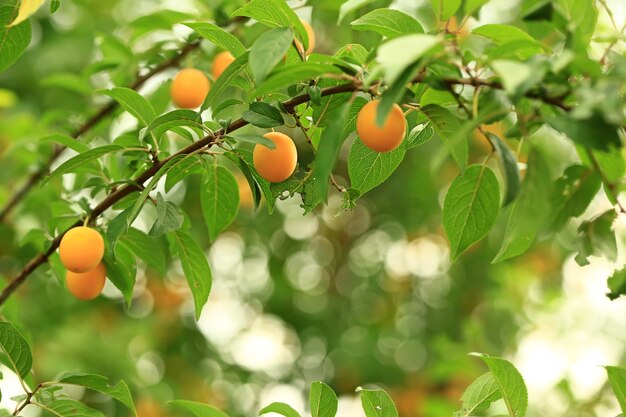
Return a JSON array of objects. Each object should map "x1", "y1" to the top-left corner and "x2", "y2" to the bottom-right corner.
[{"x1": 0, "y1": 0, "x2": 625, "y2": 417}]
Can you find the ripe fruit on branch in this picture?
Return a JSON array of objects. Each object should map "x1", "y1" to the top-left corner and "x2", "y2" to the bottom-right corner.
[
  {"x1": 356, "y1": 100, "x2": 407, "y2": 152},
  {"x1": 211, "y1": 51, "x2": 235, "y2": 80},
  {"x1": 66, "y1": 262, "x2": 106, "y2": 300},
  {"x1": 253, "y1": 132, "x2": 298, "y2": 183},
  {"x1": 171, "y1": 68, "x2": 210, "y2": 109},
  {"x1": 59, "y1": 226, "x2": 105, "y2": 273},
  {"x1": 295, "y1": 20, "x2": 315, "y2": 56}
]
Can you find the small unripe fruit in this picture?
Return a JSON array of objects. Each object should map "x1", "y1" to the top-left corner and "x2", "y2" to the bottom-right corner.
[
  {"x1": 356, "y1": 100, "x2": 407, "y2": 152},
  {"x1": 295, "y1": 20, "x2": 315, "y2": 56},
  {"x1": 211, "y1": 51, "x2": 235, "y2": 80},
  {"x1": 59, "y1": 226, "x2": 105, "y2": 273},
  {"x1": 170, "y1": 68, "x2": 210, "y2": 109},
  {"x1": 253, "y1": 132, "x2": 298, "y2": 183},
  {"x1": 66, "y1": 262, "x2": 106, "y2": 300}
]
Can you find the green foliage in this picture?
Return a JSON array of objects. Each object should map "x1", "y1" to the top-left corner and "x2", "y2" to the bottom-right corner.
[
  {"x1": 101, "y1": 88, "x2": 156, "y2": 127},
  {"x1": 309, "y1": 382, "x2": 338, "y2": 417},
  {"x1": 200, "y1": 160, "x2": 240, "y2": 241},
  {"x1": 475, "y1": 354, "x2": 528, "y2": 417},
  {"x1": 38, "y1": 399, "x2": 105, "y2": 417},
  {"x1": 606, "y1": 366, "x2": 626, "y2": 413},
  {"x1": 170, "y1": 230, "x2": 212, "y2": 319},
  {"x1": 359, "y1": 388, "x2": 398, "y2": 417},
  {"x1": 250, "y1": 28, "x2": 294, "y2": 83},
  {"x1": 170, "y1": 400, "x2": 229, "y2": 417},
  {"x1": 454, "y1": 373, "x2": 502, "y2": 417},
  {"x1": 347, "y1": 138, "x2": 405, "y2": 196},
  {"x1": 259, "y1": 403, "x2": 302, "y2": 417},
  {"x1": 0, "y1": 322, "x2": 32, "y2": 380},
  {"x1": 243, "y1": 102, "x2": 284, "y2": 128},
  {"x1": 2, "y1": 1, "x2": 626, "y2": 416},
  {"x1": 351, "y1": 9, "x2": 423, "y2": 38},
  {"x1": 0, "y1": 2, "x2": 31, "y2": 72},
  {"x1": 55, "y1": 373, "x2": 135, "y2": 414},
  {"x1": 443, "y1": 165, "x2": 501, "y2": 259}
]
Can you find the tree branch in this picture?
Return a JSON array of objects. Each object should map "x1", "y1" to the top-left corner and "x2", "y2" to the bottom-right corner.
[
  {"x1": 0, "y1": 73, "x2": 575, "y2": 306},
  {"x1": 0, "y1": 34, "x2": 217, "y2": 223}
]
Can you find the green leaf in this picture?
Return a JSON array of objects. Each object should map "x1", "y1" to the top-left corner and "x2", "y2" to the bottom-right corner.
[
  {"x1": 225, "y1": 149, "x2": 275, "y2": 214},
  {"x1": 228, "y1": 134, "x2": 275, "y2": 148},
  {"x1": 589, "y1": 148, "x2": 625, "y2": 184},
  {"x1": 309, "y1": 382, "x2": 338, "y2": 417},
  {"x1": 145, "y1": 110, "x2": 203, "y2": 139},
  {"x1": 259, "y1": 402, "x2": 301, "y2": 417},
  {"x1": 184, "y1": 22, "x2": 247, "y2": 57},
  {"x1": 212, "y1": 99, "x2": 244, "y2": 118},
  {"x1": 242, "y1": 102, "x2": 284, "y2": 128},
  {"x1": 50, "y1": 0, "x2": 61, "y2": 13},
  {"x1": 165, "y1": 155, "x2": 203, "y2": 192},
  {"x1": 170, "y1": 400, "x2": 228, "y2": 417},
  {"x1": 56, "y1": 373, "x2": 136, "y2": 414},
  {"x1": 203, "y1": 52, "x2": 251, "y2": 111},
  {"x1": 101, "y1": 87, "x2": 156, "y2": 126},
  {"x1": 606, "y1": 366, "x2": 626, "y2": 413},
  {"x1": 456, "y1": 373, "x2": 502, "y2": 416},
  {"x1": 126, "y1": 155, "x2": 187, "y2": 230},
  {"x1": 486, "y1": 133, "x2": 520, "y2": 205},
  {"x1": 0, "y1": 4, "x2": 32, "y2": 72},
  {"x1": 472, "y1": 24, "x2": 543, "y2": 59},
  {"x1": 476, "y1": 355, "x2": 528, "y2": 417},
  {"x1": 549, "y1": 165, "x2": 601, "y2": 231},
  {"x1": 200, "y1": 160, "x2": 239, "y2": 241},
  {"x1": 406, "y1": 124, "x2": 434, "y2": 149},
  {"x1": 233, "y1": 0, "x2": 308, "y2": 51},
  {"x1": 40, "y1": 134, "x2": 89, "y2": 154},
  {"x1": 250, "y1": 28, "x2": 294, "y2": 83},
  {"x1": 430, "y1": 0, "x2": 461, "y2": 20},
  {"x1": 312, "y1": 102, "x2": 351, "y2": 201},
  {"x1": 420, "y1": 104, "x2": 468, "y2": 168},
  {"x1": 607, "y1": 267, "x2": 626, "y2": 300},
  {"x1": 253, "y1": 62, "x2": 343, "y2": 98},
  {"x1": 547, "y1": 114, "x2": 621, "y2": 151},
  {"x1": 348, "y1": 138, "x2": 406, "y2": 196},
  {"x1": 171, "y1": 230, "x2": 212, "y2": 320},
  {"x1": 359, "y1": 388, "x2": 398, "y2": 417},
  {"x1": 48, "y1": 145, "x2": 123, "y2": 181},
  {"x1": 0, "y1": 322, "x2": 32, "y2": 380},
  {"x1": 338, "y1": 0, "x2": 377, "y2": 23},
  {"x1": 575, "y1": 210, "x2": 617, "y2": 266},
  {"x1": 465, "y1": 0, "x2": 490, "y2": 15},
  {"x1": 122, "y1": 227, "x2": 168, "y2": 275},
  {"x1": 104, "y1": 242, "x2": 136, "y2": 306},
  {"x1": 148, "y1": 194, "x2": 184, "y2": 239},
  {"x1": 492, "y1": 147, "x2": 553, "y2": 262},
  {"x1": 343, "y1": 97, "x2": 368, "y2": 138},
  {"x1": 443, "y1": 165, "x2": 501, "y2": 259},
  {"x1": 351, "y1": 9, "x2": 423, "y2": 38},
  {"x1": 376, "y1": 34, "x2": 441, "y2": 85},
  {"x1": 36, "y1": 399, "x2": 104, "y2": 417},
  {"x1": 106, "y1": 209, "x2": 131, "y2": 253},
  {"x1": 558, "y1": 0, "x2": 598, "y2": 49}
]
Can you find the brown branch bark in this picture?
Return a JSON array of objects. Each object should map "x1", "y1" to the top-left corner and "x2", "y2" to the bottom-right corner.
[
  {"x1": 0, "y1": 40, "x2": 201, "y2": 223},
  {"x1": 0, "y1": 73, "x2": 574, "y2": 306}
]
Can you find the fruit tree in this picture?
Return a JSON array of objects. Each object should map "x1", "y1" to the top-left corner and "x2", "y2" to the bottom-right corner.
[{"x1": 0, "y1": 0, "x2": 626, "y2": 416}]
